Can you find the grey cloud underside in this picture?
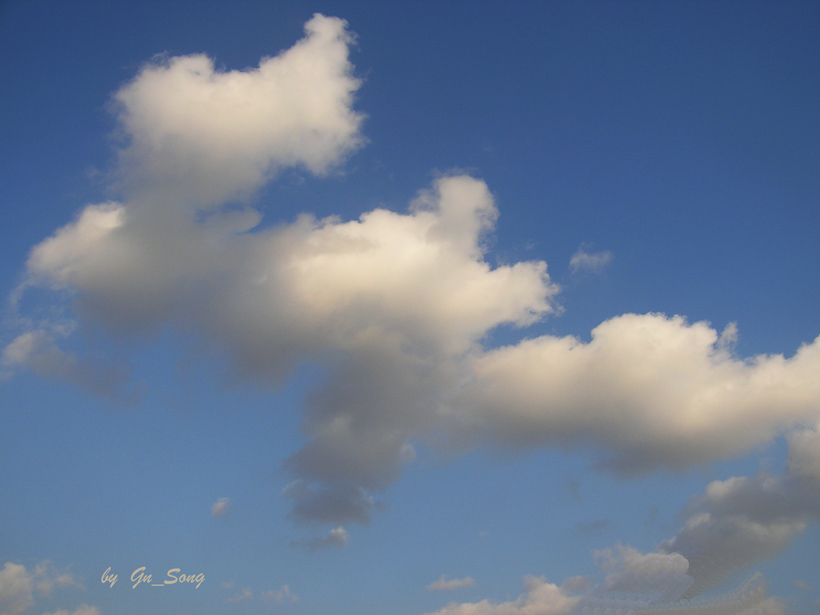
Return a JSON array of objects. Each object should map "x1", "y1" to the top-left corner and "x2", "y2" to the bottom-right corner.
[{"x1": 661, "y1": 422, "x2": 820, "y2": 598}]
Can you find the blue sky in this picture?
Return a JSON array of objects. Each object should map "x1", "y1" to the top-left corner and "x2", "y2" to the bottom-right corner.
[{"x1": 1, "y1": 2, "x2": 819, "y2": 615}]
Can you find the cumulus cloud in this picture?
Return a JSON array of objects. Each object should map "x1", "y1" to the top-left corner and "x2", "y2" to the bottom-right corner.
[
  {"x1": 6, "y1": 12, "x2": 820, "y2": 535},
  {"x1": 454, "y1": 314, "x2": 820, "y2": 474},
  {"x1": 427, "y1": 576, "x2": 476, "y2": 591},
  {"x1": 211, "y1": 497, "x2": 231, "y2": 517},
  {"x1": 574, "y1": 519, "x2": 610, "y2": 536},
  {"x1": 569, "y1": 245, "x2": 613, "y2": 274},
  {"x1": 424, "y1": 576, "x2": 579, "y2": 615},
  {"x1": 17, "y1": 169, "x2": 555, "y2": 522},
  {"x1": 594, "y1": 544, "x2": 693, "y2": 603},
  {"x1": 112, "y1": 13, "x2": 364, "y2": 208},
  {"x1": 0, "y1": 563, "x2": 32, "y2": 615},
  {"x1": 31, "y1": 562, "x2": 82, "y2": 595},
  {"x1": 0, "y1": 562, "x2": 85, "y2": 615}
]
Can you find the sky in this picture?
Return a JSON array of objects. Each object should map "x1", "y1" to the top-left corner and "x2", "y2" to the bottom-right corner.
[{"x1": 1, "y1": 1, "x2": 820, "y2": 615}]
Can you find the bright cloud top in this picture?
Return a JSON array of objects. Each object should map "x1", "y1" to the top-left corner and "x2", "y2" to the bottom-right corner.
[{"x1": 114, "y1": 13, "x2": 364, "y2": 207}]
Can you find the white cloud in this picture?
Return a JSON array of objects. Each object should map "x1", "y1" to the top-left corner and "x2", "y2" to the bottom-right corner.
[
  {"x1": 594, "y1": 543, "x2": 693, "y2": 603},
  {"x1": 424, "y1": 564, "x2": 785, "y2": 615},
  {"x1": 787, "y1": 422, "x2": 820, "y2": 481},
  {"x1": 424, "y1": 576, "x2": 578, "y2": 615},
  {"x1": 0, "y1": 563, "x2": 32, "y2": 615},
  {"x1": 455, "y1": 314, "x2": 820, "y2": 473},
  {"x1": 569, "y1": 245, "x2": 612, "y2": 274},
  {"x1": 42, "y1": 605, "x2": 100, "y2": 615},
  {"x1": 112, "y1": 14, "x2": 364, "y2": 208},
  {"x1": 31, "y1": 563, "x2": 81, "y2": 596},
  {"x1": 1, "y1": 327, "x2": 139, "y2": 403},
  {"x1": 6, "y1": 13, "x2": 820, "y2": 534},
  {"x1": 427, "y1": 576, "x2": 476, "y2": 591},
  {"x1": 225, "y1": 587, "x2": 253, "y2": 603},
  {"x1": 211, "y1": 497, "x2": 230, "y2": 517}
]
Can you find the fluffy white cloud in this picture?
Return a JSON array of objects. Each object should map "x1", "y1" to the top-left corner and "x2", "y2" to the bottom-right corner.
[
  {"x1": 594, "y1": 544, "x2": 692, "y2": 603},
  {"x1": 18, "y1": 171, "x2": 555, "y2": 522},
  {"x1": 454, "y1": 314, "x2": 820, "y2": 473},
  {"x1": 424, "y1": 576, "x2": 578, "y2": 615},
  {"x1": 428, "y1": 576, "x2": 476, "y2": 591},
  {"x1": 42, "y1": 605, "x2": 100, "y2": 615},
  {"x1": 113, "y1": 14, "x2": 363, "y2": 207}
]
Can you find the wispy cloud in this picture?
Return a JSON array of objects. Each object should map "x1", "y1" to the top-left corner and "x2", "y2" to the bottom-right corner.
[
  {"x1": 424, "y1": 576, "x2": 578, "y2": 615},
  {"x1": 261, "y1": 585, "x2": 299, "y2": 604},
  {"x1": 42, "y1": 606, "x2": 100, "y2": 615},
  {"x1": 427, "y1": 576, "x2": 475, "y2": 591},
  {"x1": 225, "y1": 587, "x2": 253, "y2": 603},
  {"x1": 569, "y1": 244, "x2": 613, "y2": 274},
  {"x1": 5, "y1": 20, "x2": 820, "y2": 606},
  {"x1": 211, "y1": 497, "x2": 231, "y2": 517},
  {"x1": 0, "y1": 561, "x2": 87, "y2": 615}
]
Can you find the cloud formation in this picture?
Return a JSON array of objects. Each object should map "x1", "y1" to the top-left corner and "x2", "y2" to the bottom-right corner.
[
  {"x1": 660, "y1": 422, "x2": 820, "y2": 596},
  {"x1": 42, "y1": 606, "x2": 100, "y2": 615},
  {"x1": 427, "y1": 576, "x2": 476, "y2": 591},
  {"x1": 424, "y1": 565, "x2": 784, "y2": 615},
  {"x1": 113, "y1": 13, "x2": 364, "y2": 208},
  {"x1": 0, "y1": 562, "x2": 86, "y2": 615},
  {"x1": 424, "y1": 576, "x2": 579, "y2": 615},
  {"x1": 261, "y1": 585, "x2": 300, "y2": 604},
  {"x1": 455, "y1": 315, "x2": 820, "y2": 474},
  {"x1": 5, "y1": 13, "x2": 820, "y2": 544},
  {"x1": 211, "y1": 497, "x2": 231, "y2": 517},
  {"x1": 569, "y1": 245, "x2": 613, "y2": 274}
]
